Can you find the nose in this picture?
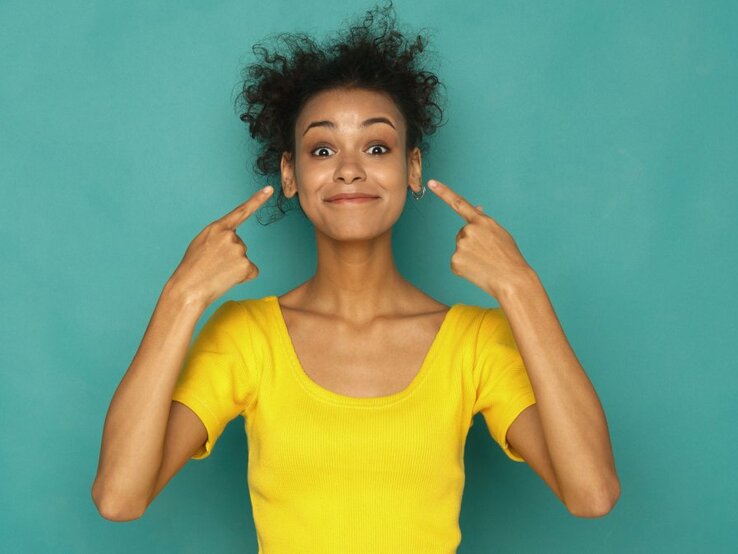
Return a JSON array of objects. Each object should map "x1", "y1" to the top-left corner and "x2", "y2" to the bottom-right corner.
[{"x1": 333, "y1": 154, "x2": 366, "y2": 184}]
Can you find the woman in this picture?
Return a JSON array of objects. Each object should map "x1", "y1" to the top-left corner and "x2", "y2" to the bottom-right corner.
[{"x1": 92, "y1": 2, "x2": 620, "y2": 551}]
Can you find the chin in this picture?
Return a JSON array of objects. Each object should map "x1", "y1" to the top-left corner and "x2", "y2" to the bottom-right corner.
[{"x1": 320, "y1": 224, "x2": 392, "y2": 242}]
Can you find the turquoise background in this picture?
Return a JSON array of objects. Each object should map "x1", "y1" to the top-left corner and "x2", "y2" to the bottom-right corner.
[{"x1": 2, "y1": 0, "x2": 736, "y2": 552}]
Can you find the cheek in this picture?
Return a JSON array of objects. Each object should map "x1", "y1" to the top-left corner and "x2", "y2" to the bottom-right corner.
[
  {"x1": 293, "y1": 157, "x2": 409, "y2": 203},
  {"x1": 294, "y1": 161, "x2": 331, "y2": 189}
]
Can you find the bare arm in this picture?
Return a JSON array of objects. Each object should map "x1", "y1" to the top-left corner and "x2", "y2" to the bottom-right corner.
[
  {"x1": 91, "y1": 186, "x2": 272, "y2": 520},
  {"x1": 91, "y1": 279, "x2": 206, "y2": 520},
  {"x1": 423, "y1": 178, "x2": 619, "y2": 516},
  {"x1": 496, "y1": 270, "x2": 620, "y2": 517}
]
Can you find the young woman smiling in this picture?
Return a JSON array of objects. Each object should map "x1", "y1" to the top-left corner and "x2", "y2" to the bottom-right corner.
[{"x1": 92, "y1": 2, "x2": 620, "y2": 551}]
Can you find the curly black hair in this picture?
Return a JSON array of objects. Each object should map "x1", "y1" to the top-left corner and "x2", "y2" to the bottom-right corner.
[{"x1": 233, "y1": 0, "x2": 447, "y2": 225}]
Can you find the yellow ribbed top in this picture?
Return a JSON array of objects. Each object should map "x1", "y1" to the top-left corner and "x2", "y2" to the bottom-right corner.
[{"x1": 172, "y1": 295, "x2": 536, "y2": 554}]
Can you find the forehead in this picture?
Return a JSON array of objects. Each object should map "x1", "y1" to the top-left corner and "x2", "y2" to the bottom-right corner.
[{"x1": 295, "y1": 88, "x2": 404, "y2": 134}]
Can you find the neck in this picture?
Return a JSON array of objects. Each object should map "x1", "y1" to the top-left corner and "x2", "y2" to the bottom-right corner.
[{"x1": 300, "y1": 226, "x2": 414, "y2": 321}]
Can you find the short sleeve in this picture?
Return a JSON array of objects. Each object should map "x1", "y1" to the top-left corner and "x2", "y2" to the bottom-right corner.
[
  {"x1": 472, "y1": 307, "x2": 537, "y2": 462},
  {"x1": 172, "y1": 300, "x2": 260, "y2": 460}
]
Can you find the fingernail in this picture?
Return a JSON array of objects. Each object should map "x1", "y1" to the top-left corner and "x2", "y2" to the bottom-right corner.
[
  {"x1": 262, "y1": 185, "x2": 273, "y2": 194},
  {"x1": 428, "y1": 180, "x2": 438, "y2": 189}
]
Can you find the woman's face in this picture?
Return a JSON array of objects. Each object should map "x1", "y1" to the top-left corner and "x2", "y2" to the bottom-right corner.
[{"x1": 280, "y1": 87, "x2": 422, "y2": 241}]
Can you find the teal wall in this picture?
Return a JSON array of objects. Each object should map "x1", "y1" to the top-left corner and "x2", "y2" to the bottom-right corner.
[{"x1": 2, "y1": 0, "x2": 736, "y2": 551}]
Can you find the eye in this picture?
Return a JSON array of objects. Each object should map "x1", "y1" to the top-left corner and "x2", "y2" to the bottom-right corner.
[
  {"x1": 367, "y1": 144, "x2": 390, "y2": 155},
  {"x1": 311, "y1": 146, "x2": 334, "y2": 157},
  {"x1": 309, "y1": 144, "x2": 391, "y2": 157}
]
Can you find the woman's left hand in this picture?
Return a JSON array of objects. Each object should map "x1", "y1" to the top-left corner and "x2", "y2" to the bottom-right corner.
[{"x1": 426, "y1": 178, "x2": 534, "y2": 299}]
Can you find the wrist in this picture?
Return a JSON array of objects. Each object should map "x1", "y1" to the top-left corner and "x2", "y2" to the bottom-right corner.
[
  {"x1": 161, "y1": 278, "x2": 208, "y2": 313},
  {"x1": 493, "y1": 266, "x2": 541, "y2": 302}
]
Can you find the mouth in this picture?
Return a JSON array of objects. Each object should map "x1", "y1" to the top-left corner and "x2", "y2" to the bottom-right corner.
[{"x1": 325, "y1": 196, "x2": 380, "y2": 204}]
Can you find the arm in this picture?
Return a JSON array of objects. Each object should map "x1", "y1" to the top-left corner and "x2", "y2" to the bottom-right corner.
[
  {"x1": 91, "y1": 186, "x2": 272, "y2": 520},
  {"x1": 91, "y1": 280, "x2": 206, "y2": 520},
  {"x1": 492, "y1": 269, "x2": 621, "y2": 517}
]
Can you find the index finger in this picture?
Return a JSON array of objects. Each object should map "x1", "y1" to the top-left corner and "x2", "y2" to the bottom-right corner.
[
  {"x1": 217, "y1": 185, "x2": 273, "y2": 229},
  {"x1": 427, "y1": 179, "x2": 480, "y2": 223}
]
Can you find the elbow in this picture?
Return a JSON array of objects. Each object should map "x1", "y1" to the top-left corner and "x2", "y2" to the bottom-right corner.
[
  {"x1": 94, "y1": 497, "x2": 146, "y2": 522},
  {"x1": 91, "y1": 482, "x2": 146, "y2": 522},
  {"x1": 96, "y1": 503, "x2": 145, "y2": 523},
  {"x1": 566, "y1": 477, "x2": 621, "y2": 519}
]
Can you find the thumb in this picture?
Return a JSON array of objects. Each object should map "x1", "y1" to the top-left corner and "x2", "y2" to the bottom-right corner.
[{"x1": 242, "y1": 261, "x2": 260, "y2": 283}]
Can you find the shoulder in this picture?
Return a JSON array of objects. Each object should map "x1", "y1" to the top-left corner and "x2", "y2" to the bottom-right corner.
[
  {"x1": 204, "y1": 297, "x2": 278, "y2": 374},
  {"x1": 231, "y1": 295, "x2": 274, "y2": 320},
  {"x1": 451, "y1": 303, "x2": 500, "y2": 330},
  {"x1": 214, "y1": 296, "x2": 270, "y2": 325},
  {"x1": 433, "y1": 303, "x2": 490, "y2": 355},
  {"x1": 449, "y1": 303, "x2": 517, "y2": 351},
  {"x1": 197, "y1": 296, "x2": 276, "y2": 348}
]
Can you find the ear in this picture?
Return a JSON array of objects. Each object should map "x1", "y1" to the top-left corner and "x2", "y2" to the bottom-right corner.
[
  {"x1": 281, "y1": 151, "x2": 297, "y2": 198},
  {"x1": 407, "y1": 147, "x2": 423, "y2": 195}
]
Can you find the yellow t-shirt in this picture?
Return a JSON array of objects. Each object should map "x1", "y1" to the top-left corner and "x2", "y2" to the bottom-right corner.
[{"x1": 172, "y1": 295, "x2": 536, "y2": 554}]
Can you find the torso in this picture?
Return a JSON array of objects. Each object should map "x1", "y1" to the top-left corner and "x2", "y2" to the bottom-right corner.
[{"x1": 277, "y1": 290, "x2": 451, "y2": 398}]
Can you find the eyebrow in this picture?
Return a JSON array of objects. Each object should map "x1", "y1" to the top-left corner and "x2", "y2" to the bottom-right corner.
[{"x1": 302, "y1": 116, "x2": 396, "y2": 136}]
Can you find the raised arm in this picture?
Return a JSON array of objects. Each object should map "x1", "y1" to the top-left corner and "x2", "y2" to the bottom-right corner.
[
  {"x1": 91, "y1": 282, "x2": 206, "y2": 520},
  {"x1": 91, "y1": 185, "x2": 273, "y2": 520}
]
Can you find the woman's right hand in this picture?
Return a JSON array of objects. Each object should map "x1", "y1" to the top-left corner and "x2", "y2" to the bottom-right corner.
[{"x1": 168, "y1": 185, "x2": 274, "y2": 308}]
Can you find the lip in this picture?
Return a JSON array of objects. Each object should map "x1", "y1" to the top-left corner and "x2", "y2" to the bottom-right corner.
[
  {"x1": 325, "y1": 193, "x2": 380, "y2": 202},
  {"x1": 326, "y1": 197, "x2": 380, "y2": 205}
]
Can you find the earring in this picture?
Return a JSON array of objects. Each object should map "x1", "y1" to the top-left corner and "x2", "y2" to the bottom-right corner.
[{"x1": 411, "y1": 184, "x2": 426, "y2": 200}]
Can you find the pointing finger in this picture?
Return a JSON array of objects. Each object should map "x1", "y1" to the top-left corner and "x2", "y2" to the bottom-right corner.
[
  {"x1": 427, "y1": 179, "x2": 480, "y2": 223},
  {"x1": 218, "y1": 185, "x2": 273, "y2": 229}
]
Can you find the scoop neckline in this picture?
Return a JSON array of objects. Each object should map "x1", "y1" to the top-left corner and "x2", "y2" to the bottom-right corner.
[{"x1": 265, "y1": 295, "x2": 459, "y2": 407}]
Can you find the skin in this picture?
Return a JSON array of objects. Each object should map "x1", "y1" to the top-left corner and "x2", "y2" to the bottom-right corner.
[
  {"x1": 276, "y1": 86, "x2": 620, "y2": 516},
  {"x1": 275, "y1": 86, "x2": 452, "y2": 397},
  {"x1": 279, "y1": 86, "x2": 441, "y2": 319},
  {"x1": 95, "y1": 86, "x2": 617, "y2": 521}
]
